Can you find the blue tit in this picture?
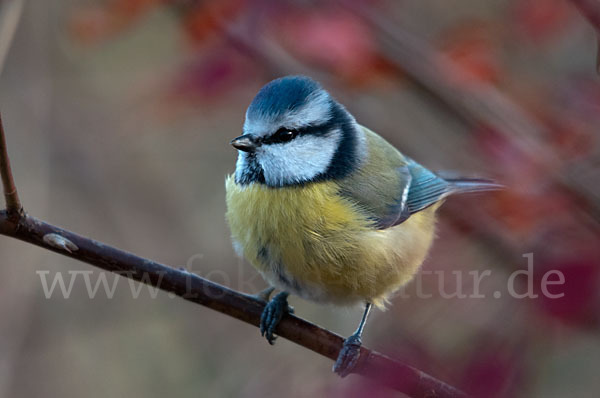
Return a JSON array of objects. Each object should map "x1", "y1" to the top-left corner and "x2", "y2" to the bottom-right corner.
[{"x1": 225, "y1": 75, "x2": 501, "y2": 376}]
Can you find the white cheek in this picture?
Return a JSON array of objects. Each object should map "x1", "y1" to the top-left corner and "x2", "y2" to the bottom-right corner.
[{"x1": 258, "y1": 133, "x2": 340, "y2": 186}]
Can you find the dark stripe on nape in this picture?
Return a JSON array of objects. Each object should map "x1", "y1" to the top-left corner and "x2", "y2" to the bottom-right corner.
[{"x1": 322, "y1": 102, "x2": 360, "y2": 180}]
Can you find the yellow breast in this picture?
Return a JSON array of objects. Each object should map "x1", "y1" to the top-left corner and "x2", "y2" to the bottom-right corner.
[{"x1": 225, "y1": 175, "x2": 438, "y2": 308}]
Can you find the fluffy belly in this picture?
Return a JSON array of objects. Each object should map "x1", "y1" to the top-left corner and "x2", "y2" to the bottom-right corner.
[{"x1": 225, "y1": 176, "x2": 437, "y2": 308}]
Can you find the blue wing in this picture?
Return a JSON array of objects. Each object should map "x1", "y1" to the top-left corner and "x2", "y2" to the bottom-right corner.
[
  {"x1": 405, "y1": 160, "x2": 451, "y2": 214},
  {"x1": 404, "y1": 159, "x2": 503, "y2": 216}
]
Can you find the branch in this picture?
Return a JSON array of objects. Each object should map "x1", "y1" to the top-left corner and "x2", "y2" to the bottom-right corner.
[
  {"x1": 0, "y1": 113, "x2": 21, "y2": 214},
  {"x1": 0, "y1": 119, "x2": 465, "y2": 396},
  {"x1": 568, "y1": 0, "x2": 600, "y2": 73},
  {"x1": 0, "y1": 211, "x2": 465, "y2": 397}
]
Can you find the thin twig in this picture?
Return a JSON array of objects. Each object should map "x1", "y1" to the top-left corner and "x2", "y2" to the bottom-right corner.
[
  {"x1": 0, "y1": 211, "x2": 467, "y2": 398},
  {"x1": 0, "y1": 113, "x2": 21, "y2": 214}
]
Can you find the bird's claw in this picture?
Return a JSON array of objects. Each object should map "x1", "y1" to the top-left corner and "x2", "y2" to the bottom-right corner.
[
  {"x1": 333, "y1": 334, "x2": 362, "y2": 377},
  {"x1": 259, "y1": 292, "x2": 291, "y2": 345}
]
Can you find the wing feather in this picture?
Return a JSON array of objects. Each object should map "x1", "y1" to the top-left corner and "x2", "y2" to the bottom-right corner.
[{"x1": 337, "y1": 126, "x2": 502, "y2": 229}]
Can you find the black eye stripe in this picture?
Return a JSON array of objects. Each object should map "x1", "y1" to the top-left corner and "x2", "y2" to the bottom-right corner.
[
  {"x1": 263, "y1": 128, "x2": 298, "y2": 144},
  {"x1": 262, "y1": 119, "x2": 337, "y2": 145}
]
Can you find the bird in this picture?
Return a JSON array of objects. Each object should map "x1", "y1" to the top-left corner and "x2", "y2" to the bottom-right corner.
[{"x1": 225, "y1": 75, "x2": 502, "y2": 377}]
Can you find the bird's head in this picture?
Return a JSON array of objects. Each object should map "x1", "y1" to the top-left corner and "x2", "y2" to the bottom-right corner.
[{"x1": 232, "y1": 76, "x2": 366, "y2": 187}]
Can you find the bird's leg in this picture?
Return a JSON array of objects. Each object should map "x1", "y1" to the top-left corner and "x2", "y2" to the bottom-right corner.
[
  {"x1": 260, "y1": 291, "x2": 293, "y2": 345},
  {"x1": 252, "y1": 286, "x2": 275, "y2": 303},
  {"x1": 333, "y1": 302, "x2": 372, "y2": 377}
]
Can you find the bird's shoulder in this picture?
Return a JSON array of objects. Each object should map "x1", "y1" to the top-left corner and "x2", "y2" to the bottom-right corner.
[
  {"x1": 359, "y1": 125, "x2": 408, "y2": 166},
  {"x1": 336, "y1": 126, "x2": 411, "y2": 228}
]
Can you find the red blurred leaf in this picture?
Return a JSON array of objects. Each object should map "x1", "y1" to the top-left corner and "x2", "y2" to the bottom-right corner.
[
  {"x1": 535, "y1": 258, "x2": 600, "y2": 327},
  {"x1": 547, "y1": 118, "x2": 595, "y2": 159},
  {"x1": 69, "y1": 5, "x2": 115, "y2": 45},
  {"x1": 169, "y1": 44, "x2": 254, "y2": 102},
  {"x1": 438, "y1": 20, "x2": 502, "y2": 87},
  {"x1": 512, "y1": 0, "x2": 574, "y2": 42},
  {"x1": 460, "y1": 346, "x2": 521, "y2": 398},
  {"x1": 182, "y1": 0, "x2": 246, "y2": 45},
  {"x1": 69, "y1": 0, "x2": 159, "y2": 44},
  {"x1": 276, "y1": 8, "x2": 390, "y2": 86}
]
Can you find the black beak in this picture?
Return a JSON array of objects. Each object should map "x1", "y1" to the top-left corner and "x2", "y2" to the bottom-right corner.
[{"x1": 230, "y1": 134, "x2": 257, "y2": 152}]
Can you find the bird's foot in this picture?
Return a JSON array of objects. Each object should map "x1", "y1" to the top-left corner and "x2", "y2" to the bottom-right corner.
[
  {"x1": 260, "y1": 291, "x2": 293, "y2": 345},
  {"x1": 333, "y1": 334, "x2": 362, "y2": 377}
]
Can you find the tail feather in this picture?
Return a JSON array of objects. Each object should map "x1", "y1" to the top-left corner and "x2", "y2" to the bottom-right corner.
[
  {"x1": 405, "y1": 160, "x2": 504, "y2": 214},
  {"x1": 445, "y1": 178, "x2": 505, "y2": 195}
]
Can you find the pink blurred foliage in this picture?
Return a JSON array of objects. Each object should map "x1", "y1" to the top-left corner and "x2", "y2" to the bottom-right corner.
[
  {"x1": 69, "y1": 0, "x2": 256, "y2": 105},
  {"x1": 459, "y1": 342, "x2": 524, "y2": 398},
  {"x1": 438, "y1": 20, "x2": 503, "y2": 87},
  {"x1": 520, "y1": 86, "x2": 597, "y2": 161},
  {"x1": 69, "y1": 0, "x2": 160, "y2": 45},
  {"x1": 534, "y1": 256, "x2": 600, "y2": 327},
  {"x1": 561, "y1": 76, "x2": 600, "y2": 122},
  {"x1": 180, "y1": 0, "x2": 247, "y2": 46},
  {"x1": 473, "y1": 126, "x2": 554, "y2": 238},
  {"x1": 69, "y1": 0, "x2": 248, "y2": 46},
  {"x1": 168, "y1": 44, "x2": 256, "y2": 103},
  {"x1": 553, "y1": 76, "x2": 600, "y2": 155},
  {"x1": 511, "y1": 0, "x2": 576, "y2": 43},
  {"x1": 273, "y1": 6, "x2": 393, "y2": 86}
]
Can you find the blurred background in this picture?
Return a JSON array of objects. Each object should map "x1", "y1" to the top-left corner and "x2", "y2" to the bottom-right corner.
[{"x1": 1, "y1": 0, "x2": 599, "y2": 397}]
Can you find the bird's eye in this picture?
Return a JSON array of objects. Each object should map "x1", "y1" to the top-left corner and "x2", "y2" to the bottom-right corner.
[{"x1": 272, "y1": 128, "x2": 297, "y2": 143}]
